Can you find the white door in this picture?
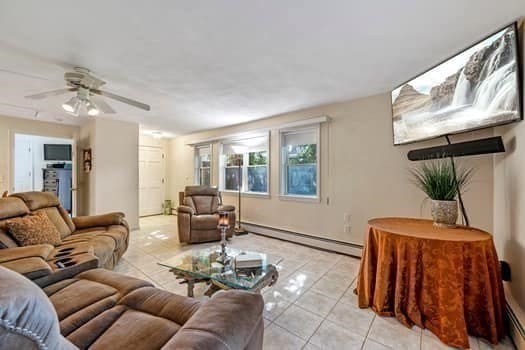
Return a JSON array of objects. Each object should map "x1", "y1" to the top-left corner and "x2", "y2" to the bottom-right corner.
[
  {"x1": 139, "y1": 146, "x2": 164, "y2": 216},
  {"x1": 14, "y1": 136, "x2": 33, "y2": 192}
]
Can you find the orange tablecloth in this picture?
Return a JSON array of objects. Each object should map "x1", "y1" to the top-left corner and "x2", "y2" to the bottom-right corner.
[{"x1": 357, "y1": 217, "x2": 505, "y2": 349}]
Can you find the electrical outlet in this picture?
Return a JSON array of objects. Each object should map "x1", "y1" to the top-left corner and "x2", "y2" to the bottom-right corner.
[{"x1": 344, "y1": 224, "x2": 351, "y2": 233}]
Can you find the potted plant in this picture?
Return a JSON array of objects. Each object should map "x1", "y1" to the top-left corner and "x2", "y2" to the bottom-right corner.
[{"x1": 410, "y1": 159, "x2": 473, "y2": 227}]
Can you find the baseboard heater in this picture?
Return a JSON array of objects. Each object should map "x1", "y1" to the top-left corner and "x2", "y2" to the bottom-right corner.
[
  {"x1": 242, "y1": 222, "x2": 363, "y2": 258},
  {"x1": 507, "y1": 302, "x2": 525, "y2": 349}
]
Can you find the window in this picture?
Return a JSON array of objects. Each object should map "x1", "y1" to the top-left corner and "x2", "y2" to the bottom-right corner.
[
  {"x1": 220, "y1": 135, "x2": 269, "y2": 194},
  {"x1": 280, "y1": 126, "x2": 319, "y2": 198},
  {"x1": 194, "y1": 144, "x2": 211, "y2": 186}
]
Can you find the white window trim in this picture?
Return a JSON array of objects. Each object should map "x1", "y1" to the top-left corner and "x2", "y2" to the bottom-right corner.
[
  {"x1": 219, "y1": 132, "x2": 270, "y2": 195},
  {"x1": 194, "y1": 143, "x2": 212, "y2": 186},
  {"x1": 279, "y1": 124, "x2": 321, "y2": 202}
]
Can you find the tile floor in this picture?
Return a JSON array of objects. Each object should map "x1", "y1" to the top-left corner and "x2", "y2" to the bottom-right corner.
[{"x1": 116, "y1": 215, "x2": 515, "y2": 350}]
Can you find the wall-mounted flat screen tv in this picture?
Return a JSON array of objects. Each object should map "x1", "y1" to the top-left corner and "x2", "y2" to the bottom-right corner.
[
  {"x1": 44, "y1": 144, "x2": 72, "y2": 161},
  {"x1": 391, "y1": 22, "x2": 522, "y2": 145}
]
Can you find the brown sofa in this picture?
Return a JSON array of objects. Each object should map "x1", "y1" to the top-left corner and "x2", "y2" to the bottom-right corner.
[
  {"x1": 0, "y1": 265, "x2": 264, "y2": 349},
  {"x1": 177, "y1": 186, "x2": 236, "y2": 243},
  {"x1": 0, "y1": 191, "x2": 129, "y2": 270}
]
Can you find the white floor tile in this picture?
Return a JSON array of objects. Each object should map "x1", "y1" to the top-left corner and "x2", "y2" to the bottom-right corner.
[
  {"x1": 263, "y1": 323, "x2": 306, "y2": 350},
  {"x1": 274, "y1": 305, "x2": 323, "y2": 340},
  {"x1": 309, "y1": 320, "x2": 365, "y2": 350}
]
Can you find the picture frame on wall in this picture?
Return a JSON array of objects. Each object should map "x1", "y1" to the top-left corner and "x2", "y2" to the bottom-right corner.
[{"x1": 83, "y1": 148, "x2": 92, "y2": 173}]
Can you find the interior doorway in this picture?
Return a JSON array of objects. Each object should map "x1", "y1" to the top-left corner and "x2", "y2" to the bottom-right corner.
[
  {"x1": 13, "y1": 134, "x2": 76, "y2": 214},
  {"x1": 139, "y1": 145, "x2": 165, "y2": 216}
]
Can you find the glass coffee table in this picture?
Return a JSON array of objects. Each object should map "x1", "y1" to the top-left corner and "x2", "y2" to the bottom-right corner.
[{"x1": 158, "y1": 246, "x2": 282, "y2": 297}]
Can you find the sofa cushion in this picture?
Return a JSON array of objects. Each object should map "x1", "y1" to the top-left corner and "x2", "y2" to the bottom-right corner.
[
  {"x1": 35, "y1": 207, "x2": 73, "y2": 239},
  {"x1": 0, "y1": 197, "x2": 29, "y2": 220},
  {"x1": 66, "y1": 286, "x2": 200, "y2": 350},
  {"x1": 72, "y1": 307, "x2": 181, "y2": 350},
  {"x1": 6, "y1": 211, "x2": 62, "y2": 247},
  {"x1": 10, "y1": 191, "x2": 61, "y2": 211},
  {"x1": 62, "y1": 235, "x2": 116, "y2": 269},
  {"x1": 191, "y1": 214, "x2": 218, "y2": 230},
  {"x1": 45, "y1": 269, "x2": 153, "y2": 336},
  {"x1": 0, "y1": 266, "x2": 77, "y2": 350}
]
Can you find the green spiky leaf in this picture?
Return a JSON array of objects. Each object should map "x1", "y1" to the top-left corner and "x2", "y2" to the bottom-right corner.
[{"x1": 410, "y1": 159, "x2": 474, "y2": 201}]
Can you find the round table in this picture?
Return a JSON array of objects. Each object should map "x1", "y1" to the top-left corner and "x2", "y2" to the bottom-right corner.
[{"x1": 356, "y1": 217, "x2": 505, "y2": 349}]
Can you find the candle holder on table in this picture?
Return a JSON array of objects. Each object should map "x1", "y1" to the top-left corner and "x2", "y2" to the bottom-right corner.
[{"x1": 217, "y1": 211, "x2": 230, "y2": 264}]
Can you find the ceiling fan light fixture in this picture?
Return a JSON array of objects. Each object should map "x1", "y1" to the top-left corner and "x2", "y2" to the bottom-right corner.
[
  {"x1": 62, "y1": 96, "x2": 81, "y2": 115},
  {"x1": 85, "y1": 100, "x2": 100, "y2": 116}
]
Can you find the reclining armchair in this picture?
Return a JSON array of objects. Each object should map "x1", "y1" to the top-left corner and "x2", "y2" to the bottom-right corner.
[{"x1": 177, "y1": 186, "x2": 236, "y2": 243}]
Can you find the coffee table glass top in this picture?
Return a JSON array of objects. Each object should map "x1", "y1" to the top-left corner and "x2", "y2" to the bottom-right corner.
[{"x1": 158, "y1": 246, "x2": 282, "y2": 290}]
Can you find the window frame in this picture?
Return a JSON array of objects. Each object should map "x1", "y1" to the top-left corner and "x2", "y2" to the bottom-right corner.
[
  {"x1": 219, "y1": 133, "x2": 270, "y2": 196},
  {"x1": 194, "y1": 143, "x2": 212, "y2": 186},
  {"x1": 279, "y1": 125, "x2": 320, "y2": 202}
]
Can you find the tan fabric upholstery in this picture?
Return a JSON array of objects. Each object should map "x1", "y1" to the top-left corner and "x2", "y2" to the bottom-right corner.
[
  {"x1": 191, "y1": 214, "x2": 220, "y2": 230},
  {"x1": 165, "y1": 290, "x2": 264, "y2": 350},
  {"x1": 1, "y1": 192, "x2": 129, "y2": 269},
  {"x1": 36, "y1": 207, "x2": 73, "y2": 239},
  {"x1": 1, "y1": 266, "x2": 263, "y2": 350},
  {"x1": 177, "y1": 186, "x2": 236, "y2": 243},
  {"x1": 1, "y1": 257, "x2": 53, "y2": 279},
  {"x1": 6, "y1": 211, "x2": 62, "y2": 246},
  {"x1": 11, "y1": 191, "x2": 61, "y2": 211},
  {"x1": 0, "y1": 228, "x2": 18, "y2": 248},
  {"x1": 0, "y1": 266, "x2": 77, "y2": 350},
  {"x1": 72, "y1": 212, "x2": 125, "y2": 230},
  {"x1": 0, "y1": 244, "x2": 55, "y2": 263},
  {"x1": 0, "y1": 197, "x2": 29, "y2": 220}
]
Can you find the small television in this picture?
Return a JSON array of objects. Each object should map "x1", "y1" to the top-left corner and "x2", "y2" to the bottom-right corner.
[
  {"x1": 391, "y1": 22, "x2": 522, "y2": 145},
  {"x1": 44, "y1": 144, "x2": 72, "y2": 161}
]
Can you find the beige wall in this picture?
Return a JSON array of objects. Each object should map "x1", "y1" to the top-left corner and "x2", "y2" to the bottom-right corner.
[
  {"x1": 493, "y1": 18, "x2": 525, "y2": 322},
  {"x1": 79, "y1": 118, "x2": 139, "y2": 229},
  {"x1": 0, "y1": 114, "x2": 79, "y2": 195},
  {"x1": 168, "y1": 94, "x2": 494, "y2": 244}
]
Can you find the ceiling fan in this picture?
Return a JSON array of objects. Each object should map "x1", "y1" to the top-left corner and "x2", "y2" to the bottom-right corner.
[{"x1": 25, "y1": 67, "x2": 151, "y2": 116}]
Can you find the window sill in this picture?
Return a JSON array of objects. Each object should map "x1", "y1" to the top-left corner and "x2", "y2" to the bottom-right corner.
[
  {"x1": 221, "y1": 190, "x2": 270, "y2": 199},
  {"x1": 279, "y1": 194, "x2": 321, "y2": 203}
]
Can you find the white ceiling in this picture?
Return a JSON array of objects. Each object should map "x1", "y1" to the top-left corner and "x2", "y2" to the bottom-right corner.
[{"x1": 0, "y1": 1, "x2": 523, "y2": 136}]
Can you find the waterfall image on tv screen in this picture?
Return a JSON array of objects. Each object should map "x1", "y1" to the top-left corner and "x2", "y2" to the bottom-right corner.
[{"x1": 392, "y1": 23, "x2": 521, "y2": 145}]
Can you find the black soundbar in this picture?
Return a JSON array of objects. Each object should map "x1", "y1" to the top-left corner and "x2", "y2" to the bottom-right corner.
[{"x1": 407, "y1": 136, "x2": 505, "y2": 161}]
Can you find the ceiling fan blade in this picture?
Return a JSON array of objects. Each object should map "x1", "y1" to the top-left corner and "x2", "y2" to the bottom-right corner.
[
  {"x1": 91, "y1": 89, "x2": 150, "y2": 111},
  {"x1": 25, "y1": 87, "x2": 78, "y2": 99},
  {"x1": 90, "y1": 96, "x2": 116, "y2": 114}
]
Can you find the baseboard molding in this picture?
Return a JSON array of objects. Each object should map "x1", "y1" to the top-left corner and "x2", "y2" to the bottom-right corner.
[
  {"x1": 242, "y1": 222, "x2": 363, "y2": 257},
  {"x1": 505, "y1": 284, "x2": 525, "y2": 349},
  {"x1": 508, "y1": 304, "x2": 525, "y2": 349}
]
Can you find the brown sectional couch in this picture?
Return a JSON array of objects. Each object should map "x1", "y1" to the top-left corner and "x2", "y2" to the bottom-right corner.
[
  {"x1": 0, "y1": 265, "x2": 264, "y2": 349},
  {"x1": 0, "y1": 191, "x2": 265, "y2": 349},
  {"x1": 0, "y1": 191, "x2": 129, "y2": 270}
]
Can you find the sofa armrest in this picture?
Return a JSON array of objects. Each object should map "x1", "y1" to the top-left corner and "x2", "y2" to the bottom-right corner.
[
  {"x1": 1, "y1": 257, "x2": 53, "y2": 280},
  {"x1": 0, "y1": 244, "x2": 54, "y2": 263},
  {"x1": 0, "y1": 245, "x2": 55, "y2": 280},
  {"x1": 177, "y1": 205, "x2": 195, "y2": 215},
  {"x1": 72, "y1": 212, "x2": 125, "y2": 230},
  {"x1": 217, "y1": 204, "x2": 235, "y2": 212},
  {"x1": 164, "y1": 290, "x2": 264, "y2": 350}
]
